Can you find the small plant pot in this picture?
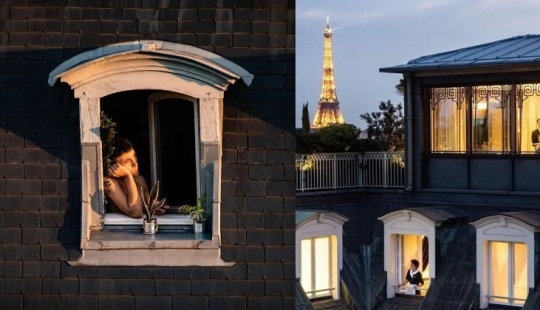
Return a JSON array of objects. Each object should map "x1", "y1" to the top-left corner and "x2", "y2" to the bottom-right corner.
[
  {"x1": 143, "y1": 218, "x2": 158, "y2": 234},
  {"x1": 194, "y1": 221, "x2": 205, "y2": 234}
]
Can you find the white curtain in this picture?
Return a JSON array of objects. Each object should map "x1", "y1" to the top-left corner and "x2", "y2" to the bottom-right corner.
[{"x1": 519, "y1": 85, "x2": 540, "y2": 153}]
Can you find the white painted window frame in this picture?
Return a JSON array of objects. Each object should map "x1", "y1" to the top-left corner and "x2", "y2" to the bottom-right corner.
[
  {"x1": 301, "y1": 236, "x2": 334, "y2": 299},
  {"x1": 296, "y1": 212, "x2": 348, "y2": 300},
  {"x1": 48, "y1": 40, "x2": 253, "y2": 266},
  {"x1": 378, "y1": 210, "x2": 437, "y2": 299},
  {"x1": 147, "y1": 91, "x2": 201, "y2": 193},
  {"x1": 471, "y1": 215, "x2": 537, "y2": 309}
]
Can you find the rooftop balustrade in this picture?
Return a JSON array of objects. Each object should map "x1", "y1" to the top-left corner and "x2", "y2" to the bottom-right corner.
[{"x1": 296, "y1": 152, "x2": 405, "y2": 192}]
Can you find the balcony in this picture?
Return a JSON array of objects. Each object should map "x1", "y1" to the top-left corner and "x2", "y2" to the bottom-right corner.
[{"x1": 296, "y1": 152, "x2": 405, "y2": 192}]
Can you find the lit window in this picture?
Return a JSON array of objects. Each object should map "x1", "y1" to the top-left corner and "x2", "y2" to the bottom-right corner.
[
  {"x1": 300, "y1": 236, "x2": 337, "y2": 299},
  {"x1": 471, "y1": 85, "x2": 511, "y2": 153},
  {"x1": 430, "y1": 87, "x2": 466, "y2": 153},
  {"x1": 471, "y1": 214, "x2": 535, "y2": 309},
  {"x1": 296, "y1": 211, "x2": 348, "y2": 301},
  {"x1": 429, "y1": 84, "x2": 540, "y2": 155},
  {"x1": 488, "y1": 241, "x2": 528, "y2": 307},
  {"x1": 516, "y1": 84, "x2": 540, "y2": 154},
  {"x1": 378, "y1": 209, "x2": 442, "y2": 299},
  {"x1": 395, "y1": 234, "x2": 430, "y2": 296}
]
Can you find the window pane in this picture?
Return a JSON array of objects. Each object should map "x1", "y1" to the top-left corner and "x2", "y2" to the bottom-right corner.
[
  {"x1": 513, "y1": 243, "x2": 528, "y2": 305},
  {"x1": 430, "y1": 87, "x2": 466, "y2": 152},
  {"x1": 314, "y1": 236, "x2": 331, "y2": 297},
  {"x1": 490, "y1": 241, "x2": 509, "y2": 303},
  {"x1": 472, "y1": 85, "x2": 511, "y2": 153},
  {"x1": 300, "y1": 239, "x2": 313, "y2": 297},
  {"x1": 155, "y1": 99, "x2": 197, "y2": 207},
  {"x1": 517, "y1": 84, "x2": 540, "y2": 154}
]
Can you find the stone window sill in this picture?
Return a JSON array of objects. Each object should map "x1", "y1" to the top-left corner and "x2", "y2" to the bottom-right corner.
[{"x1": 69, "y1": 230, "x2": 233, "y2": 267}]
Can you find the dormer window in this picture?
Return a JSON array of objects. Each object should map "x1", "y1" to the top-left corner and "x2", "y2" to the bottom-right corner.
[
  {"x1": 378, "y1": 207, "x2": 465, "y2": 298},
  {"x1": 296, "y1": 211, "x2": 348, "y2": 301},
  {"x1": 48, "y1": 40, "x2": 253, "y2": 266},
  {"x1": 471, "y1": 213, "x2": 539, "y2": 308}
]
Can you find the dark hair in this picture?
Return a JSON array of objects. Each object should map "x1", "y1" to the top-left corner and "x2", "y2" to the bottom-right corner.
[
  {"x1": 110, "y1": 137, "x2": 133, "y2": 160},
  {"x1": 411, "y1": 259, "x2": 420, "y2": 268}
]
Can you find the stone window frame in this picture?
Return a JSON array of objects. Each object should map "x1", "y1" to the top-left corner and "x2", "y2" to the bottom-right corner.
[
  {"x1": 48, "y1": 40, "x2": 253, "y2": 266},
  {"x1": 295, "y1": 211, "x2": 348, "y2": 300},
  {"x1": 471, "y1": 215, "x2": 537, "y2": 308},
  {"x1": 378, "y1": 210, "x2": 437, "y2": 299}
]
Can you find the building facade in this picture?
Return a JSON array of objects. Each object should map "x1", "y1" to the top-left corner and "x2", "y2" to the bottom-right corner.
[
  {"x1": 298, "y1": 35, "x2": 540, "y2": 310},
  {"x1": 0, "y1": 1, "x2": 295, "y2": 309}
]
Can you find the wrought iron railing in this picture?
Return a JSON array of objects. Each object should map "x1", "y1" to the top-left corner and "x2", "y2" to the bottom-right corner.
[{"x1": 296, "y1": 152, "x2": 405, "y2": 192}]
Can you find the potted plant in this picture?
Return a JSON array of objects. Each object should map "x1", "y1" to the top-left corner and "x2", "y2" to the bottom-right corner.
[
  {"x1": 141, "y1": 181, "x2": 167, "y2": 234},
  {"x1": 100, "y1": 111, "x2": 117, "y2": 143},
  {"x1": 179, "y1": 195, "x2": 208, "y2": 234}
]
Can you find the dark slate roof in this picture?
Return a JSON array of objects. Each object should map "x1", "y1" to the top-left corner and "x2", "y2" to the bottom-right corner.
[
  {"x1": 296, "y1": 210, "x2": 349, "y2": 225},
  {"x1": 405, "y1": 206, "x2": 466, "y2": 223},
  {"x1": 502, "y1": 211, "x2": 540, "y2": 229},
  {"x1": 380, "y1": 35, "x2": 540, "y2": 73},
  {"x1": 419, "y1": 225, "x2": 479, "y2": 310},
  {"x1": 296, "y1": 279, "x2": 315, "y2": 310}
]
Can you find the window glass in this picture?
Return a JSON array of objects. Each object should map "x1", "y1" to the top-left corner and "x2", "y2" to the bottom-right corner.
[
  {"x1": 489, "y1": 241, "x2": 527, "y2": 306},
  {"x1": 513, "y1": 243, "x2": 528, "y2": 305},
  {"x1": 301, "y1": 236, "x2": 333, "y2": 299},
  {"x1": 430, "y1": 87, "x2": 466, "y2": 153},
  {"x1": 153, "y1": 98, "x2": 197, "y2": 208},
  {"x1": 472, "y1": 85, "x2": 511, "y2": 153},
  {"x1": 517, "y1": 84, "x2": 540, "y2": 154}
]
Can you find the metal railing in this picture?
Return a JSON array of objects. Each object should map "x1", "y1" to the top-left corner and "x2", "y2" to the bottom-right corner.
[{"x1": 296, "y1": 152, "x2": 405, "y2": 192}]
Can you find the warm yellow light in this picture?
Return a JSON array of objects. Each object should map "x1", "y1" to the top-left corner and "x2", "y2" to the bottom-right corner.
[{"x1": 477, "y1": 102, "x2": 487, "y2": 110}]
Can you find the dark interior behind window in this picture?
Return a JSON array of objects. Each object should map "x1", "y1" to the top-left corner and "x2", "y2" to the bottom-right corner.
[{"x1": 101, "y1": 91, "x2": 197, "y2": 213}]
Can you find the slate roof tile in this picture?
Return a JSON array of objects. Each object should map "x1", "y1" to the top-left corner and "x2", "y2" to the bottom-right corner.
[
  {"x1": 135, "y1": 296, "x2": 172, "y2": 310},
  {"x1": 192, "y1": 279, "x2": 228, "y2": 296},
  {"x1": 24, "y1": 295, "x2": 60, "y2": 310},
  {"x1": 265, "y1": 279, "x2": 294, "y2": 296},
  {"x1": 265, "y1": 245, "x2": 294, "y2": 263},
  {"x1": 211, "y1": 296, "x2": 248, "y2": 310},
  {"x1": 136, "y1": 267, "x2": 173, "y2": 279},
  {"x1": 60, "y1": 295, "x2": 97, "y2": 310},
  {"x1": 155, "y1": 279, "x2": 191, "y2": 295},
  {"x1": 173, "y1": 267, "x2": 210, "y2": 280},
  {"x1": 79, "y1": 279, "x2": 115, "y2": 295},
  {"x1": 98, "y1": 295, "x2": 135, "y2": 310},
  {"x1": 210, "y1": 262, "x2": 247, "y2": 280},
  {"x1": 172, "y1": 296, "x2": 209, "y2": 310}
]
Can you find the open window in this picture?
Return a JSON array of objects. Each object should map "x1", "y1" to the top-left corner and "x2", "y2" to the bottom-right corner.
[
  {"x1": 100, "y1": 91, "x2": 199, "y2": 230},
  {"x1": 395, "y1": 234, "x2": 430, "y2": 296},
  {"x1": 378, "y1": 207, "x2": 465, "y2": 299},
  {"x1": 471, "y1": 213, "x2": 538, "y2": 308},
  {"x1": 48, "y1": 40, "x2": 253, "y2": 266}
]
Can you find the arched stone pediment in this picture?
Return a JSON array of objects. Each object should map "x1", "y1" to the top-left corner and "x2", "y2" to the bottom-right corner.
[{"x1": 48, "y1": 40, "x2": 253, "y2": 99}]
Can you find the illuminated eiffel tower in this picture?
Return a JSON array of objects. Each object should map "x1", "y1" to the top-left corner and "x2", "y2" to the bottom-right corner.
[{"x1": 311, "y1": 15, "x2": 345, "y2": 129}]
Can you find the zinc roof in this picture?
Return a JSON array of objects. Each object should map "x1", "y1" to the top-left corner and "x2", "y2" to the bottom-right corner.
[{"x1": 380, "y1": 34, "x2": 540, "y2": 73}]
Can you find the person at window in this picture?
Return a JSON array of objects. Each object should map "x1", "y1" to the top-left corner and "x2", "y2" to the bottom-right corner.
[
  {"x1": 398, "y1": 259, "x2": 424, "y2": 295},
  {"x1": 104, "y1": 137, "x2": 168, "y2": 218},
  {"x1": 532, "y1": 118, "x2": 540, "y2": 153}
]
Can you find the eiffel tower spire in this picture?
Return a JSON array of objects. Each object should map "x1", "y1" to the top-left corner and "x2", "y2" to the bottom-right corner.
[{"x1": 311, "y1": 14, "x2": 345, "y2": 129}]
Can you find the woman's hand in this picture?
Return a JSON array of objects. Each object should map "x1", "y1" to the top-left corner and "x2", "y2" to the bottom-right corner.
[
  {"x1": 108, "y1": 163, "x2": 131, "y2": 178},
  {"x1": 154, "y1": 203, "x2": 170, "y2": 215}
]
